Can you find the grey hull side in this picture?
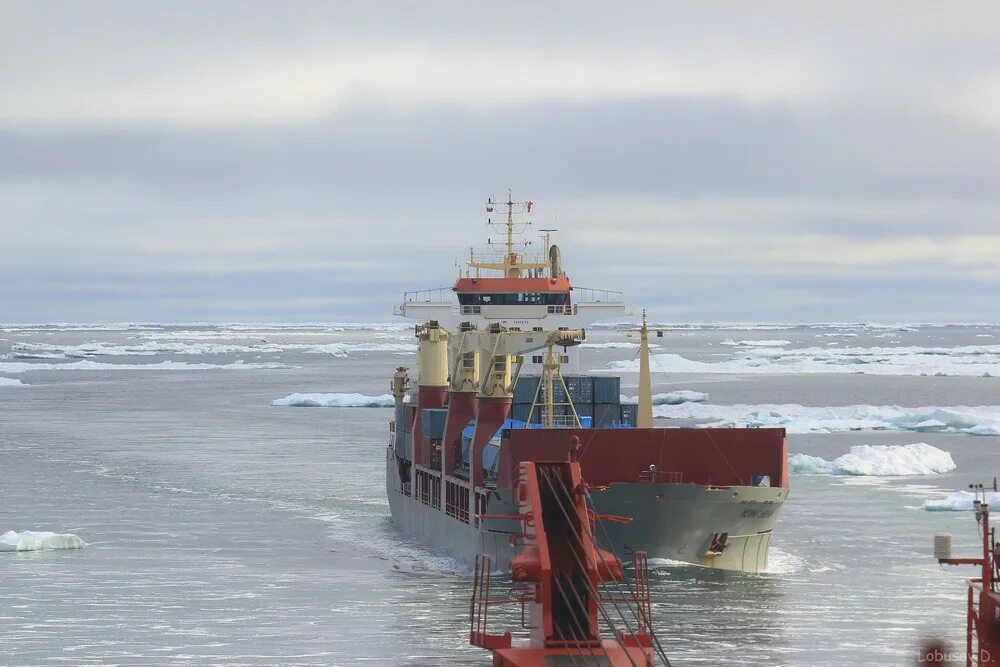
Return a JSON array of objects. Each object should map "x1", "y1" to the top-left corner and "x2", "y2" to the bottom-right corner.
[
  {"x1": 586, "y1": 480, "x2": 787, "y2": 572},
  {"x1": 385, "y1": 453, "x2": 517, "y2": 566},
  {"x1": 385, "y1": 453, "x2": 787, "y2": 572}
]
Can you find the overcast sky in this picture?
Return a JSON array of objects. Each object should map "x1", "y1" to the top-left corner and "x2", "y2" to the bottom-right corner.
[{"x1": 3, "y1": 2, "x2": 1000, "y2": 323}]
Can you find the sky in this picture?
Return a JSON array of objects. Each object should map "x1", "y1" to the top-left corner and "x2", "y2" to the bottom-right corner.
[{"x1": 2, "y1": 2, "x2": 1000, "y2": 323}]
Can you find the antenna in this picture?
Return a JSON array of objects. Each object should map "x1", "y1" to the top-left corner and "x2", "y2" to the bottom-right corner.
[
  {"x1": 469, "y1": 192, "x2": 548, "y2": 279},
  {"x1": 539, "y1": 228, "x2": 557, "y2": 277}
]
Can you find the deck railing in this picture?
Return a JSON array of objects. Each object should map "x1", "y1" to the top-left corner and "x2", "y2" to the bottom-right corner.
[
  {"x1": 402, "y1": 287, "x2": 452, "y2": 303},
  {"x1": 572, "y1": 286, "x2": 625, "y2": 304}
]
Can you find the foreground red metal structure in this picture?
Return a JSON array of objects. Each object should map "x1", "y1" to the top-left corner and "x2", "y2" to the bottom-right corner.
[
  {"x1": 931, "y1": 486, "x2": 1000, "y2": 666},
  {"x1": 470, "y1": 437, "x2": 667, "y2": 666}
]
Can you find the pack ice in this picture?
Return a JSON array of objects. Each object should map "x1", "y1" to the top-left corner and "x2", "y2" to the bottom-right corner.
[
  {"x1": 272, "y1": 392, "x2": 398, "y2": 407},
  {"x1": 790, "y1": 443, "x2": 956, "y2": 476},
  {"x1": 924, "y1": 490, "x2": 1000, "y2": 511}
]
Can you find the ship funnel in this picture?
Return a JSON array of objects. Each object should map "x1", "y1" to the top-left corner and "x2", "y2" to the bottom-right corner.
[
  {"x1": 443, "y1": 330, "x2": 480, "y2": 476},
  {"x1": 414, "y1": 323, "x2": 450, "y2": 468},
  {"x1": 549, "y1": 244, "x2": 563, "y2": 278},
  {"x1": 417, "y1": 322, "x2": 449, "y2": 389}
]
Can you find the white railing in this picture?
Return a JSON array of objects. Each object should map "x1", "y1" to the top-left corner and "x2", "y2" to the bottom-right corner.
[
  {"x1": 396, "y1": 287, "x2": 455, "y2": 316},
  {"x1": 402, "y1": 287, "x2": 452, "y2": 303},
  {"x1": 573, "y1": 286, "x2": 625, "y2": 304}
]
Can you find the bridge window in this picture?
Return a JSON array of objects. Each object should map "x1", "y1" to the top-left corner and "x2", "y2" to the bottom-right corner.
[{"x1": 457, "y1": 292, "x2": 570, "y2": 306}]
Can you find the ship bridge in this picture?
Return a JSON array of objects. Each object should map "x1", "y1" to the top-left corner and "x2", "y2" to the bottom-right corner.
[
  {"x1": 393, "y1": 195, "x2": 628, "y2": 331},
  {"x1": 394, "y1": 282, "x2": 625, "y2": 330}
]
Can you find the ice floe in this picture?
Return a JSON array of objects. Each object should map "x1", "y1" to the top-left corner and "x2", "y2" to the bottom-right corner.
[
  {"x1": 272, "y1": 392, "x2": 398, "y2": 407},
  {"x1": 604, "y1": 343, "x2": 1000, "y2": 377},
  {"x1": 131, "y1": 323, "x2": 412, "y2": 339},
  {"x1": 7, "y1": 339, "x2": 415, "y2": 359},
  {"x1": 0, "y1": 377, "x2": 25, "y2": 387},
  {"x1": 621, "y1": 390, "x2": 708, "y2": 405},
  {"x1": 0, "y1": 530, "x2": 87, "y2": 552},
  {"x1": 923, "y1": 490, "x2": 1000, "y2": 511},
  {"x1": 0, "y1": 360, "x2": 289, "y2": 373},
  {"x1": 291, "y1": 342, "x2": 416, "y2": 357},
  {"x1": 8, "y1": 340, "x2": 278, "y2": 358},
  {"x1": 591, "y1": 321, "x2": 963, "y2": 332},
  {"x1": 580, "y1": 341, "x2": 641, "y2": 349},
  {"x1": 652, "y1": 403, "x2": 1000, "y2": 435},
  {"x1": 720, "y1": 339, "x2": 792, "y2": 347},
  {"x1": 789, "y1": 443, "x2": 956, "y2": 476}
]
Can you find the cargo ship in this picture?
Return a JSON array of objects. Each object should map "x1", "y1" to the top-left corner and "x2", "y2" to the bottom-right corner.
[{"x1": 387, "y1": 196, "x2": 788, "y2": 572}]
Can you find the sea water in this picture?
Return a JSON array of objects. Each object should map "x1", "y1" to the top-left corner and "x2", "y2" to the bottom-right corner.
[{"x1": 2, "y1": 322, "x2": 999, "y2": 665}]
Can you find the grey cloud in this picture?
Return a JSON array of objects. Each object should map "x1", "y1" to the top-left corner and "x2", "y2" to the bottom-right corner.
[{"x1": 3, "y1": 3, "x2": 1000, "y2": 322}]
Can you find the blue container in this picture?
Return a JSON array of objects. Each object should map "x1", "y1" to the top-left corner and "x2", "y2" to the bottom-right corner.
[
  {"x1": 511, "y1": 404, "x2": 534, "y2": 424},
  {"x1": 591, "y1": 403, "x2": 619, "y2": 428},
  {"x1": 593, "y1": 376, "x2": 621, "y2": 404},
  {"x1": 421, "y1": 408, "x2": 448, "y2": 439},
  {"x1": 461, "y1": 433, "x2": 472, "y2": 465},
  {"x1": 483, "y1": 443, "x2": 501, "y2": 473},
  {"x1": 565, "y1": 376, "x2": 594, "y2": 404},
  {"x1": 394, "y1": 431, "x2": 412, "y2": 460},
  {"x1": 514, "y1": 375, "x2": 540, "y2": 404},
  {"x1": 395, "y1": 404, "x2": 407, "y2": 435},
  {"x1": 619, "y1": 403, "x2": 638, "y2": 427}
]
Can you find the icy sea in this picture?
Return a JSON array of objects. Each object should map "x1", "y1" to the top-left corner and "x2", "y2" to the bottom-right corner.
[{"x1": 3, "y1": 321, "x2": 1000, "y2": 666}]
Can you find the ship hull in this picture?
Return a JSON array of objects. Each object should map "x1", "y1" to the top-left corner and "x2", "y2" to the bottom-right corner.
[{"x1": 386, "y1": 453, "x2": 787, "y2": 572}]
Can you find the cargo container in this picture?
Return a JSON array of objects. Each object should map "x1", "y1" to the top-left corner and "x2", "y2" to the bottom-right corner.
[
  {"x1": 619, "y1": 403, "x2": 638, "y2": 427},
  {"x1": 510, "y1": 403, "x2": 534, "y2": 424},
  {"x1": 421, "y1": 408, "x2": 448, "y2": 439},
  {"x1": 564, "y1": 376, "x2": 594, "y2": 404},
  {"x1": 591, "y1": 403, "x2": 619, "y2": 428},
  {"x1": 394, "y1": 430, "x2": 412, "y2": 460},
  {"x1": 513, "y1": 375, "x2": 539, "y2": 404},
  {"x1": 593, "y1": 376, "x2": 621, "y2": 404}
]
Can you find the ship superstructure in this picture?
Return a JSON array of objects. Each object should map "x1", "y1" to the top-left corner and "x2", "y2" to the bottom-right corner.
[
  {"x1": 394, "y1": 196, "x2": 625, "y2": 373},
  {"x1": 387, "y1": 196, "x2": 789, "y2": 572}
]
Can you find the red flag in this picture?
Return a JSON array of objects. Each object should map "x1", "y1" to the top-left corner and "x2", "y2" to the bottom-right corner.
[{"x1": 526, "y1": 201, "x2": 533, "y2": 213}]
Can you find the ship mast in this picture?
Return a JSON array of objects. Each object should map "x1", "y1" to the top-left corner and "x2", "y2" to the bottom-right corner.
[
  {"x1": 470, "y1": 194, "x2": 547, "y2": 279},
  {"x1": 505, "y1": 194, "x2": 516, "y2": 277},
  {"x1": 619, "y1": 311, "x2": 657, "y2": 428},
  {"x1": 527, "y1": 340, "x2": 582, "y2": 429},
  {"x1": 638, "y1": 309, "x2": 654, "y2": 428}
]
